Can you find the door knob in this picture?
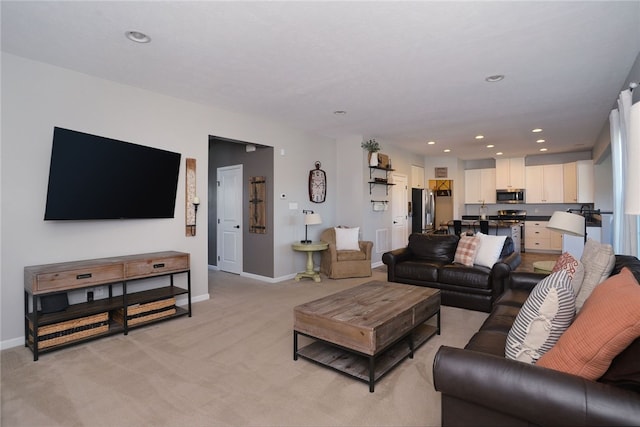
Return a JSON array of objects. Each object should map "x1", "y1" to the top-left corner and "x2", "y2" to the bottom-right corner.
[{"x1": 234, "y1": 225, "x2": 240, "y2": 229}]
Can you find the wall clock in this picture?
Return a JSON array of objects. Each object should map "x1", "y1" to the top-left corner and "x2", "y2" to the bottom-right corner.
[{"x1": 309, "y1": 161, "x2": 326, "y2": 203}]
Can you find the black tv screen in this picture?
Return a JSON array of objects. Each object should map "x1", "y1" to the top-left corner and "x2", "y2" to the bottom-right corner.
[{"x1": 44, "y1": 127, "x2": 181, "y2": 220}]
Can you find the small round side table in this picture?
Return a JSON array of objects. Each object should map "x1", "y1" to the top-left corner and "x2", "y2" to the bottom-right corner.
[
  {"x1": 533, "y1": 260, "x2": 556, "y2": 275},
  {"x1": 291, "y1": 241, "x2": 329, "y2": 282}
]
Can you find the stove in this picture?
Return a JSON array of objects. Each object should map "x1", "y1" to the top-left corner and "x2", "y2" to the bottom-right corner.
[
  {"x1": 497, "y1": 210, "x2": 527, "y2": 252},
  {"x1": 497, "y1": 209, "x2": 527, "y2": 222}
]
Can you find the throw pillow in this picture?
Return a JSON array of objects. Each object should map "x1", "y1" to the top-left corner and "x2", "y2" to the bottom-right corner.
[
  {"x1": 334, "y1": 227, "x2": 360, "y2": 251},
  {"x1": 473, "y1": 233, "x2": 507, "y2": 268},
  {"x1": 576, "y1": 239, "x2": 616, "y2": 311},
  {"x1": 454, "y1": 235, "x2": 480, "y2": 267},
  {"x1": 552, "y1": 252, "x2": 585, "y2": 295},
  {"x1": 537, "y1": 267, "x2": 640, "y2": 380},
  {"x1": 505, "y1": 270, "x2": 575, "y2": 364}
]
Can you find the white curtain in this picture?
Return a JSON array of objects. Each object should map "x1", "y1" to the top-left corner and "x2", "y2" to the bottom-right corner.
[{"x1": 610, "y1": 89, "x2": 639, "y2": 256}]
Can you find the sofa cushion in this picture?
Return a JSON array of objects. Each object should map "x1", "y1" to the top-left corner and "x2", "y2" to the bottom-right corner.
[
  {"x1": 576, "y1": 238, "x2": 615, "y2": 311},
  {"x1": 336, "y1": 250, "x2": 366, "y2": 261},
  {"x1": 408, "y1": 233, "x2": 458, "y2": 262},
  {"x1": 454, "y1": 235, "x2": 480, "y2": 267},
  {"x1": 438, "y1": 264, "x2": 491, "y2": 290},
  {"x1": 505, "y1": 270, "x2": 575, "y2": 364},
  {"x1": 552, "y1": 252, "x2": 585, "y2": 295},
  {"x1": 598, "y1": 337, "x2": 640, "y2": 393},
  {"x1": 393, "y1": 259, "x2": 440, "y2": 282},
  {"x1": 537, "y1": 267, "x2": 640, "y2": 380},
  {"x1": 474, "y1": 233, "x2": 507, "y2": 268},
  {"x1": 494, "y1": 289, "x2": 530, "y2": 308},
  {"x1": 465, "y1": 330, "x2": 508, "y2": 357},
  {"x1": 334, "y1": 226, "x2": 360, "y2": 250},
  {"x1": 477, "y1": 304, "x2": 521, "y2": 334}
]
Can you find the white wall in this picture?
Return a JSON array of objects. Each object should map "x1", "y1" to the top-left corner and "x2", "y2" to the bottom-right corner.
[{"x1": 1, "y1": 53, "x2": 335, "y2": 346}]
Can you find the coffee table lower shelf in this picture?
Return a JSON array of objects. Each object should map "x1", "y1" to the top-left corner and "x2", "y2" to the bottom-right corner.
[{"x1": 294, "y1": 323, "x2": 437, "y2": 392}]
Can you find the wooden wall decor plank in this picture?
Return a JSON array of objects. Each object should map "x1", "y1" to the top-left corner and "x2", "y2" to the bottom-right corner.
[
  {"x1": 249, "y1": 176, "x2": 266, "y2": 234},
  {"x1": 185, "y1": 158, "x2": 197, "y2": 236}
]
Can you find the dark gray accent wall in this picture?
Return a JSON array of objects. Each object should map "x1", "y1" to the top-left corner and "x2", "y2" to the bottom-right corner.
[{"x1": 208, "y1": 137, "x2": 275, "y2": 277}]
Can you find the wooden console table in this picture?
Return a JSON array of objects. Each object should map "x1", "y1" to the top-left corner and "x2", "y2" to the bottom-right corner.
[{"x1": 24, "y1": 251, "x2": 191, "y2": 361}]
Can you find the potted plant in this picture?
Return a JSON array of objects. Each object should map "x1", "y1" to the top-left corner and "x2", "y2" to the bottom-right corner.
[{"x1": 361, "y1": 139, "x2": 381, "y2": 166}]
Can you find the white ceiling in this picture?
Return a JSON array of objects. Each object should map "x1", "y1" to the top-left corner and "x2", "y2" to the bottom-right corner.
[{"x1": 2, "y1": 1, "x2": 639, "y2": 160}]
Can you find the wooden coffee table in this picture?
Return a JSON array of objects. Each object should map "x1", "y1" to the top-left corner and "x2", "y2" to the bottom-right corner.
[{"x1": 293, "y1": 281, "x2": 440, "y2": 392}]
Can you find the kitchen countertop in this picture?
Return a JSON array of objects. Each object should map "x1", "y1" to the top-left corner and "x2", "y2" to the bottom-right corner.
[{"x1": 461, "y1": 214, "x2": 602, "y2": 227}]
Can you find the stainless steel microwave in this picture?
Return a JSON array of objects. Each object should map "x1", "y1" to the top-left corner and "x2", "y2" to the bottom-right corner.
[{"x1": 496, "y1": 189, "x2": 525, "y2": 204}]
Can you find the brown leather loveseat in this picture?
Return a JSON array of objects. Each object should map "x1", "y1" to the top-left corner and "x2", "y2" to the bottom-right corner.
[
  {"x1": 433, "y1": 255, "x2": 640, "y2": 426},
  {"x1": 382, "y1": 233, "x2": 521, "y2": 312}
]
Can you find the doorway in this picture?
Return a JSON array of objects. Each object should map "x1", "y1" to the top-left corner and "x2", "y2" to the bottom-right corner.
[{"x1": 208, "y1": 137, "x2": 275, "y2": 277}]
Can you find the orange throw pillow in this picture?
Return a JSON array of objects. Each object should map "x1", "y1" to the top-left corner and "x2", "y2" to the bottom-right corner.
[{"x1": 537, "y1": 267, "x2": 640, "y2": 380}]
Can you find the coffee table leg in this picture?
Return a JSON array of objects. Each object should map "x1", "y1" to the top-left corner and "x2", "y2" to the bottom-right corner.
[
  {"x1": 369, "y1": 356, "x2": 375, "y2": 393},
  {"x1": 437, "y1": 310, "x2": 441, "y2": 335},
  {"x1": 293, "y1": 331, "x2": 298, "y2": 360}
]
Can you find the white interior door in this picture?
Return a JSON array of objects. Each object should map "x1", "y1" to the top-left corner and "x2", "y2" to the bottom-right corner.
[
  {"x1": 391, "y1": 173, "x2": 409, "y2": 250},
  {"x1": 217, "y1": 165, "x2": 243, "y2": 274}
]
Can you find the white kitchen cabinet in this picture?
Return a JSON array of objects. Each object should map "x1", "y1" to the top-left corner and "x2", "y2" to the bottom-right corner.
[
  {"x1": 495, "y1": 157, "x2": 525, "y2": 189},
  {"x1": 563, "y1": 160, "x2": 594, "y2": 203},
  {"x1": 411, "y1": 165, "x2": 425, "y2": 189},
  {"x1": 525, "y1": 220, "x2": 562, "y2": 252},
  {"x1": 465, "y1": 168, "x2": 496, "y2": 204},
  {"x1": 525, "y1": 164, "x2": 564, "y2": 203}
]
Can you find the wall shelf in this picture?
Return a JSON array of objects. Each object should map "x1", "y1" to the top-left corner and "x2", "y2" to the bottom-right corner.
[{"x1": 368, "y1": 166, "x2": 395, "y2": 195}]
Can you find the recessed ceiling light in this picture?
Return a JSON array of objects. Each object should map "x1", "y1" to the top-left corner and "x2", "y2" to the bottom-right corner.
[
  {"x1": 125, "y1": 30, "x2": 151, "y2": 43},
  {"x1": 475, "y1": 135, "x2": 484, "y2": 140},
  {"x1": 333, "y1": 110, "x2": 347, "y2": 115},
  {"x1": 427, "y1": 141, "x2": 436, "y2": 145},
  {"x1": 536, "y1": 139, "x2": 545, "y2": 143},
  {"x1": 486, "y1": 144, "x2": 495, "y2": 148},
  {"x1": 496, "y1": 152, "x2": 504, "y2": 156},
  {"x1": 485, "y1": 75, "x2": 505, "y2": 82},
  {"x1": 532, "y1": 128, "x2": 543, "y2": 133},
  {"x1": 539, "y1": 148, "x2": 548, "y2": 152},
  {"x1": 443, "y1": 149, "x2": 451, "y2": 153}
]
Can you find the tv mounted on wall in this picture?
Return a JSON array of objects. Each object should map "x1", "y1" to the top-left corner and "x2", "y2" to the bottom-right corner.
[{"x1": 44, "y1": 127, "x2": 181, "y2": 220}]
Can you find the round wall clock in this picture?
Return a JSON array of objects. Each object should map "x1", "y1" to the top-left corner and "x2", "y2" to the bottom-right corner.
[{"x1": 309, "y1": 161, "x2": 326, "y2": 203}]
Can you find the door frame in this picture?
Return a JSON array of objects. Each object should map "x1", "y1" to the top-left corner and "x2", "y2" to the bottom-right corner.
[{"x1": 216, "y1": 164, "x2": 243, "y2": 274}]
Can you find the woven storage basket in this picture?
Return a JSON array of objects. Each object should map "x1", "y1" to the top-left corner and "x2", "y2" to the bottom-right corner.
[
  {"x1": 29, "y1": 312, "x2": 109, "y2": 349},
  {"x1": 112, "y1": 297, "x2": 176, "y2": 326}
]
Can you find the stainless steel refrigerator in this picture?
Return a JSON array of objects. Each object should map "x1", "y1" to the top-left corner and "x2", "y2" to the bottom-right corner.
[{"x1": 411, "y1": 188, "x2": 426, "y2": 233}]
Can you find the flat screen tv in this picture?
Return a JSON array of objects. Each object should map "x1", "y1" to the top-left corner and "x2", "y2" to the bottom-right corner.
[{"x1": 44, "y1": 127, "x2": 181, "y2": 220}]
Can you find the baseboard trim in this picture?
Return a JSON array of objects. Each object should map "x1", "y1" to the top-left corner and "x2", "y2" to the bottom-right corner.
[{"x1": 240, "y1": 272, "x2": 297, "y2": 283}]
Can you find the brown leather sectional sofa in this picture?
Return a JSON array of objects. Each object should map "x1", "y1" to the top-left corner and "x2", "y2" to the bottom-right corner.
[
  {"x1": 433, "y1": 255, "x2": 640, "y2": 426},
  {"x1": 382, "y1": 233, "x2": 521, "y2": 312}
]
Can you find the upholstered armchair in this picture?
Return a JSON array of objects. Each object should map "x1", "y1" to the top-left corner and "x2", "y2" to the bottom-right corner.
[{"x1": 319, "y1": 227, "x2": 373, "y2": 279}]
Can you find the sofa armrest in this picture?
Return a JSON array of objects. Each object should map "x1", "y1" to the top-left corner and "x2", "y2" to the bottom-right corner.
[
  {"x1": 507, "y1": 271, "x2": 547, "y2": 291},
  {"x1": 433, "y1": 346, "x2": 640, "y2": 426},
  {"x1": 358, "y1": 240, "x2": 373, "y2": 260},
  {"x1": 489, "y1": 251, "x2": 521, "y2": 296},
  {"x1": 382, "y1": 248, "x2": 413, "y2": 282}
]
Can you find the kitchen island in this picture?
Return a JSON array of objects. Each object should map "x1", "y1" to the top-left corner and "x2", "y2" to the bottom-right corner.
[{"x1": 446, "y1": 219, "x2": 522, "y2": 253}]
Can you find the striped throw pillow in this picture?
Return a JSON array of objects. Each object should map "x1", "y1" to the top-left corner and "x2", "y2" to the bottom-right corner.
[
  {"x1": 454, "y1": 235, "x2": 479, "y2": 267},
  {"x1": 505, "y1": 270, "x2": 576, "y2": 364}
]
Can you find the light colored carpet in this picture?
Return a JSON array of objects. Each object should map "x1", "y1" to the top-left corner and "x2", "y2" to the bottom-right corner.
[{"x1": 1, "y1": 268, "x2": 487, "y2": 427}]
